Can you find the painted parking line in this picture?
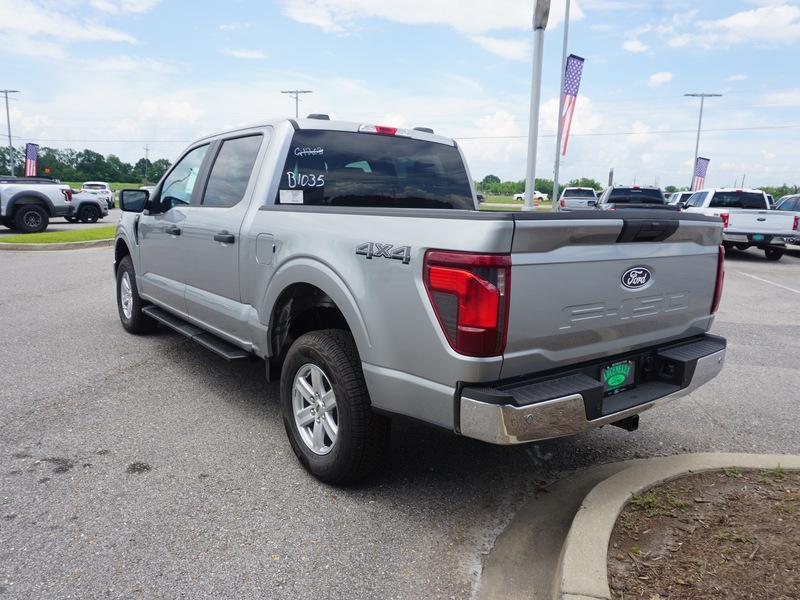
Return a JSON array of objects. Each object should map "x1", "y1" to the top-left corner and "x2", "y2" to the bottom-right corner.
[{"x1": 736, "y1": 271, "x2": 800, "y2": 295}]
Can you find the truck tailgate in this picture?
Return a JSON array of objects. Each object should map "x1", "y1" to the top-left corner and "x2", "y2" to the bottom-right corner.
[
  {"x1": 501, "y1": 211, "x2": 722, "y2": 379},
  {"x1": 727, "y1": 209, "x2": 796, "y2": 234}
]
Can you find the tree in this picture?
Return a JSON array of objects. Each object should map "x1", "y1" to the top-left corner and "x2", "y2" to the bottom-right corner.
[
  {"x1": 480, "y1": 174, "x2": 500, "y2": 189},
  {"x1": 566, "y1": 177, "x2": 603, "y2": 191},
  {"x1": 664, "y1": 185, "x2": 678, "y2": 193},
  {"x1": 149, "y1": 158, "x2": 171, "y2": 182}
]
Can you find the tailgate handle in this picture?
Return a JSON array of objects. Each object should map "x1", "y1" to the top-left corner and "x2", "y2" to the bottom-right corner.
[
  {"x1": 757, "y1": 217, "x2": 766, "y2": 222},
  {"x1": 616, "y1": 219, "x2": 679, "y2": 243}
]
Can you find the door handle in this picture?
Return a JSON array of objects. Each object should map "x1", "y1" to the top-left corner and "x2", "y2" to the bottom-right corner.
[
  {"x1": 165, "y1": 225, "x2": 181, "y2": 236},
  {"x1": 214, "y1": 231, "x2": 235, "y2": 244}
]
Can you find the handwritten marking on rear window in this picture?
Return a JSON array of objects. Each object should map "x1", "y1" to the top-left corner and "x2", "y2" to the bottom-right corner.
[
  {"x1": 286, "y1": 172, "x2": 325, "y2": 189},
  {"x1": 294, "y1": 146, "x2": 324, "y2": 157}
]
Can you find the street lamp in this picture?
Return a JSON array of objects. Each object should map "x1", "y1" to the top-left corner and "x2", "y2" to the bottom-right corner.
[
  {"x1": 523, "y1": 0, "x2": 550, "y2": 211},
  {"x1": 685, "y1": 92, "x2": 721, "y2": 188},
  {"x1": 281, "y1": 90, "x2": 313, "y2": 118}
]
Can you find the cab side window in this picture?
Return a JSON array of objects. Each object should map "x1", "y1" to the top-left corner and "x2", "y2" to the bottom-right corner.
[
  {"x1": 160, "y1": 145, "x2": 209, "y2": 209},
  {"x1": 686, "y1": 191, "x2": 707, "y2": 207},
  {"x1": 202, "y1": 135, "x2": 263, "y2": 208}
]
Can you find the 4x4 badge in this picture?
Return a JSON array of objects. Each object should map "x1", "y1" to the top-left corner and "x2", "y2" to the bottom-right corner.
[{"x1": 356, "y1": 242, "x2": 411, "y2": 264}]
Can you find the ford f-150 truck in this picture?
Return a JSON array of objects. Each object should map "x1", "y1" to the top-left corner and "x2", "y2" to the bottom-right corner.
[
  {"x1": 114, "y1": 117, "x2": 727, "y2": 483},
  {"x1": 682, "y1": 188, "x2": 798, "y2": 260},
  {"x1": 0, "y1": 176, "x2": 73, "y2": 232}
]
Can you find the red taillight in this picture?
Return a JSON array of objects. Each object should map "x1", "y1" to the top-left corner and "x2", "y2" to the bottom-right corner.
[
  {"x1": 793, "y1": 216, "x2": 799, "y2": 231},
  {"x1": 61, "y1": 189, "x2": 73, "y2": 202},
  {"x1": 711, "y1": 245, "x2": 725, "y2": 314},
  {"x1": 720, "y1": 213, "x2": 729, "y2": 228},
  {"x1": 423, "y1": 250, "x2": 511, "y2": 357},
  {"x1": 560, "y1": 197, "x2": 565, "y2": 208}
]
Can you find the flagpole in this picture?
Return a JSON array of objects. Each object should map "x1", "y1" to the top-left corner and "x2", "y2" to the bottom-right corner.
[
  {"x1": 552, "y1": 0, "x2": 571, "y2": 212},
  {"x1": 523, "y1": 0, "x2": 551, "y2": 212}
]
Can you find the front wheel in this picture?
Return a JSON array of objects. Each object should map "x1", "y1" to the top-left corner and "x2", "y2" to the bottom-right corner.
[
  {"x1": 764, "y1": 247, "x2": 784, "y2": 261},
  {"x1": 281, "y1": 329, "x2": 390, "y2": 484},
  {"x1": 116, "y1": 256, "x2": 158, "y2": 334},
  {"x1": 79, "y1": 204, "x2": 100, "y2": 223}
]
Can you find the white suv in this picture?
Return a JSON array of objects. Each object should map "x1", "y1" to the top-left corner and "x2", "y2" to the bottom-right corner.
[{"x1": 81, "y1": 181, "x2": 114, "y2": 209}]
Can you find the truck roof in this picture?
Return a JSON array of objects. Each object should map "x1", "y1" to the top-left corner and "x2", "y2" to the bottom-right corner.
[
  {"x1": 696, "y1": 188, "x2": 764, "y2": 193},
  {"x1": 192, "y1": 117, "x2": 457, "y2": 148}
]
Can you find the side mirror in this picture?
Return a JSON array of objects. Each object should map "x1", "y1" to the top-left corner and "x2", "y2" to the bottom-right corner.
[{"x1": 119, "y1": 189, "x2": 149, "y2": 213}]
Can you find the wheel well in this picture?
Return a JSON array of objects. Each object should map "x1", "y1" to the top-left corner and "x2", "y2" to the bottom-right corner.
[
  {"x1": 11, "y1": 198, "x2": 50, "y2": 217},
  {"x1": 114, "y1": 239, "x2": 130, "y2": 273},
  {"x1": 270, "y1": 283, "x2": 350, "y2": 364}
]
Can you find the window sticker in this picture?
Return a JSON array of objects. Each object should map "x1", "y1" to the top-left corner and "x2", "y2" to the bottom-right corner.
[{"x1": 280, "y1": 189, "x2": 304, "y2": 204}]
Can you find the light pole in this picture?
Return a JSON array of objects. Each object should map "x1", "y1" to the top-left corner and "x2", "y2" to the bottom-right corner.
[
  {"x1": 281, "y1": 90, "x2": 313, "y2": 118},
  {"x1": 1, "y1": 89, "x2": 20, "y2": 176},
  {"x1": 552, "y1": 0, "x2": 571, "y2": 212},
  {"x1": 523, "y1": 0, "x2": 550, "y2": 212},
  {"x1": 685, "y1": 92, "x2": 721, "y2": 188}
]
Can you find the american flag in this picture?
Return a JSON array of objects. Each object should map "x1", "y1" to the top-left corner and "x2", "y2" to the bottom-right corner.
[
  {"x1": 692, "y1": 157, "x2": 710, "y2": 191},
  {"x1": 560, "y1": 54, "x2": 585, "y2": 156},
  {"x1": 24, "y1": 143, "x2": 38, "y2": 177}
]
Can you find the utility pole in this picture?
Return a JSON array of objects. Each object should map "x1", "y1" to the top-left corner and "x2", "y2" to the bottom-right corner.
[
  {"x1": 1, "y1": 90, "x2": 20, "y2": 176},
  {"x1": 523, "y1": 0, "x2": 551, "y2": 212},
  {"x1": 281, "y1": 90, "x2": 313, "y2": 118},
  {"x1": 551, "y1": 0, "x2": 571, "y2": 212},
  {"x1": 143, "y1": 144, "x2": 150, "y2": 182},
  {"x1": 685, "y1": 93, "x2": 721, "y2": 188}
]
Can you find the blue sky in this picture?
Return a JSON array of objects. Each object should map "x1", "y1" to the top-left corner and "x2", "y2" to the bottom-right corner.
[{"x1": 1, "y1": 0, "x2": 798, "y2": 187}]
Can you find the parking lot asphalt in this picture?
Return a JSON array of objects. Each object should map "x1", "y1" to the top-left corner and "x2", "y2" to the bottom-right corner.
[{"x1": 1, "y1": 245, "x2": 799, "y2": 599}]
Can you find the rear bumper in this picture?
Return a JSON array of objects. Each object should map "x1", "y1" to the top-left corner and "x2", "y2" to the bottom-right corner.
[
  {"x1": 723, "y1": 232, "x2": 790, "y2": 246},
  {"x1": 458, "y1": 334, "x2": 726, "y2": 445}
]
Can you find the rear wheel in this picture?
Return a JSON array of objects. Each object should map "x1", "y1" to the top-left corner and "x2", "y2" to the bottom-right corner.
[
  {"x1": 734, "y1": 243, "x2": 750, "y2": 251},
  {"x1": 764, "y1": 247, "x2": 784, "y2": 261},
  {"x1": 722, "y1": 241, "x2": 734, "y2": 252},
  {"x1": 281, "y1": 329, "x2": 390, "y2": 484},
  {"x1": 79, "y1": 204, "x2": 100, "y2": 223},
  {"x1": 14, "y1": 205, "x2": 49, "y2": 233},
  {"x1": 116, "y1": 256, "x2": 158, "y2": 334}
]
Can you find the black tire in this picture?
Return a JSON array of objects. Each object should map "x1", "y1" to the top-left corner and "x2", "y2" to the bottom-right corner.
[
  {"x1": 764, "y1": 247, "x2": 784, "y2": 261},
  {"x1": 79, "y1": 204, "x2": 100, "y2": 223},
  {"x1": 116, "y1": 255, "x2": 158, "y2": 334},
  {"x1": 65, "y1": 216, "x2": 77, "y2": 223},
  {"x1": 734, "y1": 243, "x2": 750, "y2": 251},
  {"x1": 281, "y1": 329, "x2": 390, "y2": 484},
  {"x1": 1, "y1": 216, "x2": 15, "y2": 229},
  {"x1": 14, "y1": 204, "x2": 49, "y2": 233}
]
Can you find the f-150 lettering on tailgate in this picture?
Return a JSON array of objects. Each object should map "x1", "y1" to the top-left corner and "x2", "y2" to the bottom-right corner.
[{"x1": 559, "y1": 292, "x2": 689, "y2": 331}]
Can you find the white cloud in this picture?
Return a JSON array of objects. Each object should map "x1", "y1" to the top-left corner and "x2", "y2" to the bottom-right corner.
[
  {"x1": 0, "y1": 1, "x2": 136, "y2": 43},
  {"x1": 648, "y1": 71, "x2": 673, "y2": 87},
  {"x1": 89, "y1": 0, "x2": 161, "y2": 13},
  {"x1": 761, "y1": 88, "x2": 800, "y2": 106},
  {"x1": 622, "y1": 39, "x2": 648, "y2": 52},
  {"x1": 669, "y1": 4, "x2": 800, "y2": 47},
  {"x1": 82, "y1": 55, "x2": 177, "y2": 73},
  {"x1": 221, "y1": 48, "x2": 268, "y2": 60},
  {"x1": 279, "y1": 0, "x2": 583, "y2": 35},
  {"x1": 219, "y1": 21, "x2": 254, "y2": 31},
  {"x1": 468, "y1": 36, "x2": 528, "y2": 60},
  {"x1": 727, "y1": 74, "x2": 748, "y2": 81}
]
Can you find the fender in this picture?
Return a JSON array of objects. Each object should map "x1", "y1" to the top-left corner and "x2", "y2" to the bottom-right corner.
[
  {"x1": 260, "y1": 257, "x2": 372, "y2": 358},
  {"x1": 6, "y1": 190, "x2": 57, "y2": 216}
]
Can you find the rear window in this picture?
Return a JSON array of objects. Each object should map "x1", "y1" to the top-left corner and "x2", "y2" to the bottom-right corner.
[
  {"x1": 563, "y1": 188, "x2": 597, "y2": 198},
  {"x1": 709, "y1": 191, "x2": 767, "y2": 209},
  {"x1": 84, "y1": 184, "x2": 105, "y2": 190},
  {"x1": 607, "y1": 187, "x2": 664, "y2": 204},
  {"x1": 275, "y1": 130, "x2": 474, "y2": 209}
]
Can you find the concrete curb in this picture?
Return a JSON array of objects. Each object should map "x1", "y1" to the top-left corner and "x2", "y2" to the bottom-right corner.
[
  {"x1": 0, "y1": 238, "x2": 114, "y2": 251},
  {"x1": 558, "y1": 452, "x2": 800, "y2": 600}
]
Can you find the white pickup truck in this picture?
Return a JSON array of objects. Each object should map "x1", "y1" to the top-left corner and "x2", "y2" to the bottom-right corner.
[
  {"x1": 682, "y1": 188, "x2": 798, "y2": 260},
  {"x1": 0, "y1": 176, "x2": 73, "y2": 233}
]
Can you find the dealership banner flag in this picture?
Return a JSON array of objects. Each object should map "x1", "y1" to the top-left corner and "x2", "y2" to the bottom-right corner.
[
  {"x1": 692, "y1": 156, "x2": 710, "y2": 191},
  {"x1": 561, "y1": 54, "x2": 585, "y2": 156},
  {"x1": 24, "y1": 143, "x2": 38, "y2": 177}
]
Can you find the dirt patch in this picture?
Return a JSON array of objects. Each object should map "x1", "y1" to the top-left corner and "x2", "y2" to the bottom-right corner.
[{"x1": 608, "y1": 467, "x2": 800, "y2": 599}]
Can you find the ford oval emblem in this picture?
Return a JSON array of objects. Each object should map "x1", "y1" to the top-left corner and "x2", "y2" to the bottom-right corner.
[{"x1": 621, "y1": 266, "x2": 652, "y2": 290}]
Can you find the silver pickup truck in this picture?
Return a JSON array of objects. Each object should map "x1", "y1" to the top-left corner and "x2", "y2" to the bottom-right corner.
[
  {"x1": 0, "y1": 176, "x2": 73, "y2": 232},
  {"x1": 114, "y1": 117, "x2": 727, "y2": 483}
]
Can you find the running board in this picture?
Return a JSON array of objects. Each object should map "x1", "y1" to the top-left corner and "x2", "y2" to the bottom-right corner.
[{"x1": 142, "y1": 305, "x2": 250, "y2": 360}]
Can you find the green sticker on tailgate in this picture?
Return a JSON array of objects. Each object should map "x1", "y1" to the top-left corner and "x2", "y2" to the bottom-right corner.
[{"x1": 602, "y1": 360, "x2": 635, "y2": 393}]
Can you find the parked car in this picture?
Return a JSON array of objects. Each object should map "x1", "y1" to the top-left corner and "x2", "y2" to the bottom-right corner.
[
  {"x1": 0, "y1": 176, "x2": 73, "y2": 233},
  {"x1": 113, "y1": 117, "x2": 727, "y2": 483},
  {"x1": 667, "y1": 191, "x2": 693, "y2": 205},
  {"x1": 81, "y1": 181, "x2": 115, "y2": 209},
  {"x1": 766, "y1": 194, "x2": 775, "y2": 208},
  {"x1": 596, "y1": 186, "x2": 670, "y2": 210},
  {"x1": 559, "y1": 187, "x2": 598, "y2": 210},
  {"x1": 774, "y1": 194, "x2": 800, "y2": 243},
  {"x1": 682, "y1": 188, "x2": 798, "y2": 260},
  {"x1": 476, "y1": 193, "x2": 485, "y2": 203},
  {"x1": 66, "y1": 191, "x2": 109, "y2": 223},
  {"x1": 513, "y1": 191, "x2": 548, "y2": 202}
]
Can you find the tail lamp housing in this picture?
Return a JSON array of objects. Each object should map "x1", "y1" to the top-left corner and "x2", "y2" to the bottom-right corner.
[
  {"x1": 793, "y1": 216, "x2": 799, "y2": 231},
  {"x1": 423, "y1": 250, "x2": 511, "y2": 357},
  {"x1": 61, "y1": 189, "x2": 73, "y2": 202},
  {"x1": 711, "y1": 245, "x2": 725, "y2": 314},
  {"x1": 719, "y1": 213, "x2": 729, "y2": 228}
]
